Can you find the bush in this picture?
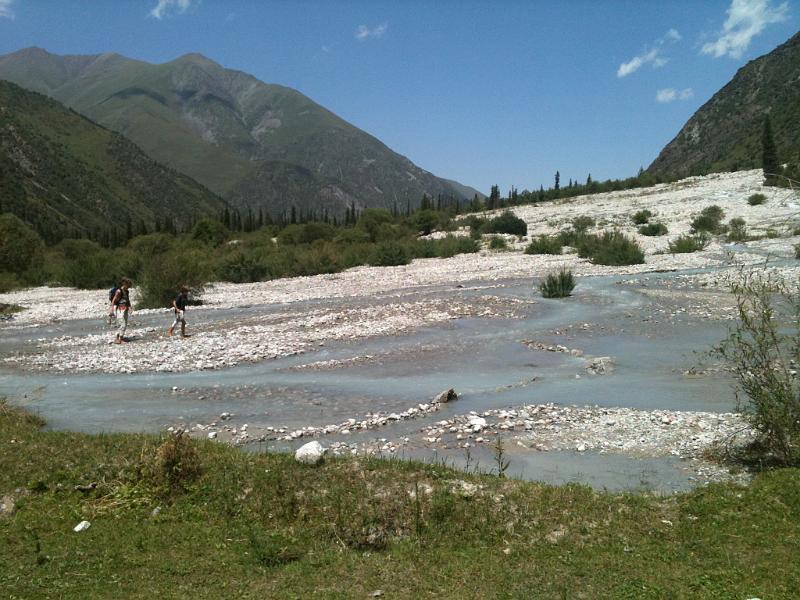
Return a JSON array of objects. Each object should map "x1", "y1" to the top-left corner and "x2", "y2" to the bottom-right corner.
[
  {"x1": 525, "y1": 235, "x2": 563, "y2": 255},
  {"x1": 632, "y1": 210, "x2": 653, "y2": 225},
  {"x1": 668, "y1": 233, "x2": 709, "y2": 253},
  {"x1": 638, "y1": 222, "x2": 668, "y2": 236},
  {"x1": 727, "y1": 218, "x2": 748, "y2": 242},
  {"x1": 539, "y1": 268, "x2": 576, "y2": 298},
  {"x1": 691, "y1": 205, "x2": 725, "y2": 234},
  {"x1": 216, "y1": 250, "x2": 268, "y2": 283},
  {"x1": 192, "y1": 218, "x2": 230, "y2": 247},
  {"x1": 748, "y1": 193, "x2": 767, "y2": 206},
  {"x1": 485, "y1": 211, "x2": 527, "y2": 236},
  {"x1": 715, "y1": 270, "x2": 800, "y2": 465},
  {"x1": 795, "y1": 244, "x2": 800, "y2": 259},
  {"x1": 430, "y1": 235, "x2": 479, "y2": 258},
  {"x1": 0, "y1": 214, "x2": 44, "y2": 274},
  {"x1": 138, "y1": 247, "x2": 211, "y2": 308},
  {"x1": 571, "y1": 215, "x2": 595, "y2": 233},
  {"x1": 488, "y1": 236, "x2": 507, "y2": 250},
  {"x1": 583, "y1": 231, "x2": 644, "y2": 266},
  {"x1": 369, "y1": 241, "x2": 411, "y2": 266},
  {"x1": 277, "y1": 222, "x2": 336, "y2": 245},
  {"x1": 144, "y1": 431, "x2": 202, "y2": 494}
]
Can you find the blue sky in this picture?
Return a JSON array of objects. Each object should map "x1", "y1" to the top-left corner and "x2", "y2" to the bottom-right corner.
[{"x1": 0, "y1": 0, "x2": 796, "y2": 195}]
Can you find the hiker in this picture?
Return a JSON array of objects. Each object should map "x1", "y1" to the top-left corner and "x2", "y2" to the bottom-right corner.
[
  {"x1": 106, "y1": 283, "x2": 118, "y2": 324},
  {"x1": 110, "y1": 278, "x2": 132, "y2": 344},
  {"x1": 168, "y1": 286, "x2": 189, "y2": 338}
]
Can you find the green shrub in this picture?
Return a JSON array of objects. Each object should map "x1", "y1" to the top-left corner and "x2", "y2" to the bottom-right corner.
[
  {"x1": 748, "y1": 193, "x2": 767, "y2": 206},
  {"x1": 216, "y1": 250, "x2": 268, "y2": 283},
  {"x1": 138, "y1": 247, "x2": 211, "y2": 308},
  {"x1": 0, "y1": 214, "x2": 44, "y2": 274},
  {"x1": 525, "y1": 235, "x2": 563, "y2": 255},
  {"x1": 571, "y1": 215, "x2": 595, "y2": 233},
  {"x1": 691, "y1": 205, "x2": 725, "y2": 234},
  {"x1": 369, "y1": 241, "x2": 411, "y2": 267},
  {"x1": 632, "y1": 209, "x2": 653, "y2": 225},
  {"x1": 583, "y1": 231, "x2": 644, "y2": 266},
  {"x1": 410, "y1": 209, "x2": 441, "y2": 236},
  {"x1": 488, "y1": 236, "x2": 508, "y2": 250},
  {"x1": 277, "y1": 222, "x2": 336, "y2": 245},
  {"x1": 431, "y1": 235, "x2": 479, "y2": 258},
  {"x1": 192, "y1": 218, "x2": 230, "y2": 247},
  {"x1": 668, "y1": 233, "x2": 709, "y2": 253},
  {"x1": 539, "y1": 268, "x2": 576, "y2": 298},
  {"x1": 727, "y1": 218, "x2": 748, "y2": 242},
  {"x1": 485, "y1": 211, "x2": 527, "y2": 236},
  {"x1": 715, "y1": 270, "x2": 800, "y2": 465},
  {"x1": 638, "y1": 222, "x2": 668, "y2": 236},
  {"x1": 766, "y1": 228, "x2": 779, "y2": 239},
  {"x1": 357, "y1": 209, "x2": 394, "y2": 242},
  {"x1": 795, "y1": 244, "x2": 800, "y2": 259}
]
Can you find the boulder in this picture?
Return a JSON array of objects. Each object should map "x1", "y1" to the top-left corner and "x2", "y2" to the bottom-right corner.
[
  {"x1": 433, "y1": 389, "x2": 458, "y2": 404},
  {"x1": 295, "y1": 441, "x2": 326, "y2": 465}
]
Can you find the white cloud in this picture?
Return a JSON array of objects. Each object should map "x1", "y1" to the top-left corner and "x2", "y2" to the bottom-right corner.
[
  {"x1": 355, "y1": 22, "x2": 388, "y2": 40},
  {"x1": 149, "y1": 0, "x2": 193, "y2": 20},
  {"x1": 617, "y1": 29, "x2": 682, "y2": 78},
  {"x1": 701, "y1": 0, "x2": 789, "y2": 59},
  {"x1": 0, "y1": 0, "x2": 14, "y2": 20},
  {"x1": 656, "y1": 87, "x2": 694, "y2": 103}
]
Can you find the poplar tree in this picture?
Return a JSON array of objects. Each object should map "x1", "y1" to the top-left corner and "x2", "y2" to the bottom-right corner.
[{"x1": 762, "y1": 114, "x2": 780, "y2": 185}]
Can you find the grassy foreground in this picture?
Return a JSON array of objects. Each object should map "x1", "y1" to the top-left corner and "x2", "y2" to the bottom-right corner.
[{"x1": 1, "y1": 401, "x2": 799, "y2": 599}]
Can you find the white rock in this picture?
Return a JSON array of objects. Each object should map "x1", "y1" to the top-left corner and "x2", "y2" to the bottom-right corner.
[
  {"x1": 73, "y1": 520, "x2": 91, "y2": 532},
  {"x1": 295, "y1": 441, "x2": 326, "y2": 465}
]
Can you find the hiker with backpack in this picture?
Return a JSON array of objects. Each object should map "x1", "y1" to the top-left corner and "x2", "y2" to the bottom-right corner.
[
  {"x1": 110, "y1": 278, "x2": 132, "y2": 344},
  {"x1": 107, "y1": 283, "x2": 118, "y2": 324},
  {"x1": 168, "y1": 286, "x2": 190, "y2": 338}
]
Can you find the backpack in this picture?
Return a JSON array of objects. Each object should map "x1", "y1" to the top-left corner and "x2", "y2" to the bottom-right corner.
[{"x1": 108, "y1": 287, "x2": 118, "y2": 303}]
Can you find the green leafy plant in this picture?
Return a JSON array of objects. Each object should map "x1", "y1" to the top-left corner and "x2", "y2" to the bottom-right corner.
[
  {"x1": 525, "y1": 235, "x2": 563, "y2": 255},
  {"x1": 539, "y1": 268, "x2": 576, "y2": 298},
  {"x1": 748, "y1": 193, "x2": 767, "y2": 206},
  {"x1": 691, "y1": 205, "x2": 726, "y2": 234},
  {"x1": 668, "y1": 233, "x2": 710, "y2": 253},
  {"x1": 632, "y1": 209, "x2": 653, "y2": 225},
  {"x1": 582, "y1": 231, "x2": 645, "y2": 266},
  {"x1": 715, "y1": 270, "x2": 800, "y2": 465},
  {"x1": 727, "y1": 218, "x2": 748, "y2": 242},
  {"x1": 488, "y1": 236, "x2": 508, "y2": 250},
  {"x1": 571, "y1": 215, "x2": 595, "y2": 233},
  {"x1": 638, "y1": 222, "x2": 668, "y2": 236}
]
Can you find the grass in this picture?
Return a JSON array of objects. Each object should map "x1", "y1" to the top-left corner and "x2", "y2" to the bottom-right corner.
[
  {"x1": 539, "y1": 268, "x2": 576, "y2": 298},
  {"x1": 488, "y1": 236, "x2": 508, "y2": 250},
  {"x1": 2, "y1": 401, "x2": 800, "y2": 598}
]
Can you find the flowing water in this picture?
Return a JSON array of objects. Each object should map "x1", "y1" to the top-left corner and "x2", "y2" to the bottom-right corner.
[{"x1": 0, "y1": 271, "x2": 738, "y2": 492}]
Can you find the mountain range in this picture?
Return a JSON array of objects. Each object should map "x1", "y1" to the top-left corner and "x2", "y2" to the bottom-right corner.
[
  {"x1": 648, "y1": 31, "x2": 800, "y2": 178},
  {"x1": 0, "y1": 47, "x2": 481, "y2": 219},
  {"x1": 0, "y1": 79, "x2": 225, "y2": 243}
]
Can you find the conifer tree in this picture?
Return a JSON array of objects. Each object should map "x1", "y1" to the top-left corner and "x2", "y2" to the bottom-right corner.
[
  {"x1": 554, "y1": 171, "x2": 560, "y2": 191},
  {"x1": 762, "y1": 114, "x2": 780, "y2": 185}
]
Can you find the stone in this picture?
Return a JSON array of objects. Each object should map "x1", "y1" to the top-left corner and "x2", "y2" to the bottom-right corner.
[
  {"x1": 295, "y1": 441, "x2": 326, "y2": 465},
  {"x1": 433, "y1": 388, "x2": 458, "y2": 404},
  {"x1": 73, "y1": 520, "x2": 91, "y2": 533},
  {"x1": 0, "y1": 494, "x2": 15, "y2": 519}
]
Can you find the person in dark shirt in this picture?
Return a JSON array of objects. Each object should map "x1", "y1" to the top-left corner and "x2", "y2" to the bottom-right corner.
[{"x1": 168, "y1": 286, "x2": 190, "y2": 338}]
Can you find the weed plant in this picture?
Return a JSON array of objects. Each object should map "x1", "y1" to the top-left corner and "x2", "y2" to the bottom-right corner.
[
  {"x1": 525, "y1": 235, "x2": 563, "y2": 255},
  {"x1": 539, "y1": 268, "x2": 576, "y2": 298},
  {"x1": 632, "y1": 209, "x2": 653, "y2": 225},
  {"x1": 638, "y1": 222, "x2": 668, "y2": 236},
  {"x1": 716, "y1": 269, "x2": 800, "y2": 465},
  {"x1": 669, "y1": 234, "x2": 710, "y2": 253}
]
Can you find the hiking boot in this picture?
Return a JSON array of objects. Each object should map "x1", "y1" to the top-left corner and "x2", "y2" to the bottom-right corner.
[{"x1": 168, "y1": 328, "x2": 174, "y2": 337}]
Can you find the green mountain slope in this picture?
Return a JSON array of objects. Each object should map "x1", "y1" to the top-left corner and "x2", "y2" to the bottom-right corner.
[
  {"x1": 648, "y1": 31, "x2": 800, "y2": 178},
  {"x1": 0, "y1": 79, "x2": 226, "y2": 243},
  {"x1": 0, "y1": 48, "x2": 482, "y2": 218}
]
